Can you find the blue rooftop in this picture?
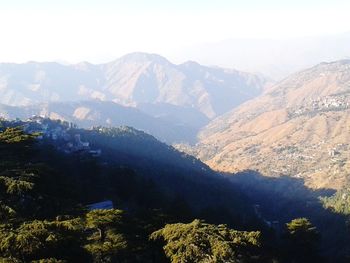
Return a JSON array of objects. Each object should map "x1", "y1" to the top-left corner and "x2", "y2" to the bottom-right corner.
[{"x1": 87, "y1": 200, "x2": 114, "y2": 210}]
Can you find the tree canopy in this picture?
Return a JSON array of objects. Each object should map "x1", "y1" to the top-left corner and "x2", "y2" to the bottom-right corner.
[{"x1": 150, "y1": 219, "x2": 261, "y2": 263}]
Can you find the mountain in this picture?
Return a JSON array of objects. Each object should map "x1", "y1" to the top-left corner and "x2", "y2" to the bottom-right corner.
[
  {"x1": 191, "y1": 60, "x2": 350, "y2": 189},
  {"x1": 103, "y1": 53, "x2": 267, "y2": 118},
  {"x1": 0, "y1": 118, "x2": 263, "y2": 262},
  {"x1": 0, "y1": 100, "x2": 200, "y2": 144},
  {"x1": 0, "y1": 53, "x2": 267, "y2": 120},
  {"x1": 0, "y1": 117, "x2": 251, "y2": 215},
  {"x1": 0, "y1": 118, "x2": 348, "y2": 262}
]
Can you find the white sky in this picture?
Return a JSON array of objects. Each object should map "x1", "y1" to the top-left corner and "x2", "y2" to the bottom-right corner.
[{"x1": 0, "y1": 0, "x2": 349, "y2": 63}]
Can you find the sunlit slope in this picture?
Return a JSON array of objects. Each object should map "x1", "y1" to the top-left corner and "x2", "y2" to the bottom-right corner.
[{"x1": 196, "y1": 60, "x2": 350, "y2": 189}]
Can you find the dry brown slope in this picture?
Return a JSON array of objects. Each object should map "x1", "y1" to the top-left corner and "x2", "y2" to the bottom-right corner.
[{"x1": 196, "y1": 60, "x2": 350, "y2": 189}]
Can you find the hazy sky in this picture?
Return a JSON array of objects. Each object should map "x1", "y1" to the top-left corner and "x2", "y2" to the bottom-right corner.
[{"x1": 0, "y1": 0, "x2": 349, "y2": 63}]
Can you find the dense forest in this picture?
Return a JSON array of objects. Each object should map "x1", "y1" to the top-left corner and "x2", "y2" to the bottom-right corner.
[{"x1": 0, "y1": 118, "x2": 349, "y2": 262}]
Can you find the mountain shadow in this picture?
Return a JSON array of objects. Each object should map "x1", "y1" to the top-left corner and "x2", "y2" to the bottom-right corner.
[{"x1": 223, "y1": 170, "x2": 350, "y2": 262}]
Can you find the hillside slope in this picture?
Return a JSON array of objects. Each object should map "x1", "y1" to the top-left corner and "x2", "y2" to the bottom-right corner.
[
  {"x1": 0, "y1": 118, "x2": 263, "y2": 262},
  {"x1": 103, "y1": 53, "x2": 267, "y2": 118},
  {"x1": 194, "y1": 60, "x2": 350, "y2": 189}
]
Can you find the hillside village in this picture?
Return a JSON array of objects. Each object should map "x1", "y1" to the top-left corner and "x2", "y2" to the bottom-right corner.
[
  {"x1": 21, "y1": 116, "x2": 102, "y2": 157},
  {"x1": 288, "y1": 95, "x2": 349, "y2": 118}
]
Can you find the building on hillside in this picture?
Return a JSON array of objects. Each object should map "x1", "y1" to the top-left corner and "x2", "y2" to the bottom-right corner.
[
  {"x1": 87, "y1": 200, "x2": 114, "y2": 210},
  {"x1": 89, "y1": 149, "x2": 102, "y2": 157}
]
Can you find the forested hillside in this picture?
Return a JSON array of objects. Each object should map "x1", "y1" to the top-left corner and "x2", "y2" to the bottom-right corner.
[{"x1": 0, "y1": 118, "x2": 348, "y2": 262}]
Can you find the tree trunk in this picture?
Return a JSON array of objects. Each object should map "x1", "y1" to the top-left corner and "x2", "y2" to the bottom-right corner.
[{"x1": 98, "y1": 227, "x2": 106, "y2": 242}]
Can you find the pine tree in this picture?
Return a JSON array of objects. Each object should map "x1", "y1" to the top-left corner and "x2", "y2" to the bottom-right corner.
[{"x1": 150, "y1": 219, "x2": 261, "y2": 263}]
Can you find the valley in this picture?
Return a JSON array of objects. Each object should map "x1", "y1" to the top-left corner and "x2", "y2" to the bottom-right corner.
[
  {"x1": 2, "y1": 1, "x2": 350, "y2": 262},
  {"x1": 2, "y1": 54, "x2": 350, "y2": 262},
  {"x1": 185, "y1": 60, "x2": 350, "y2": 189}
]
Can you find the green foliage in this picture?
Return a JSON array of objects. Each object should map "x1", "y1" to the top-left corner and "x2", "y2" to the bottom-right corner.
[
  {"x1": 150, "y1": 219, "x2": 261, "y2": 263},
  {"x1": 0, "y1": 129, "x2": 37, "y2": 222},
  {"x1": 0, "y1": 219, "x2": 82, "y2": 262},
  {"x1": 84, "y1": 209, "x2": 127, "y2": 262},
  {"x1": 0, "y1": 203, "x2": 16, "y2": 220},
  {"x1": 0, "y1": 123, "x2": 262, "y2": 262},
  {"x1": 0, "y1": 120, "x2": 346, "y2": 262},
  {"x1": 31, "y1": 259, "x2": 66, "y2": 263},
  {"x1": 283, "y1": 218, "x2": 320, "y2": 262},
  {"x1": 0, "y1": 257, "x2": 20, "y2": 263},
  {"x1": 286, "y1": 218, "x2": 318, "y2": 244},
  {"x1": 321, "y1": 188, "x2": 350, "y2": 215},
  {"x1": 85, "y1": 209, "x2": 123, "y2": 236},
  {"x1": 84, "y1": 231, "x2": 127, "y2": 262},
  {"x1": 0, "y1": 127, "x2": 36, "y2": 144},
  {"x1": 0, "y1": 176, "x2": 34, "y2": 195}
]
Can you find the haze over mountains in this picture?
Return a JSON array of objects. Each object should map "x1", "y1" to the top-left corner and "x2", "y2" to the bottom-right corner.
[
  {"x1": 0, "y1": 52, "x2": 267, "y2": 143},
  {"x1": 190, "y1": 60, "x2": 350, "y2": 189},
  {"x1": 3, "y1": 51, "x2": 350, "y2": 190},
  {"x1": 3, "y1": 0, "x2": 350, "y2": 261},
  {"x1": 2, "y1": 46, "x2": 350, "y2": 263},
  {"x1": 0, "y1": 101, "x2": 201, "y2": 144},
  {"x1": 104, "y1": 53, "x2": 267, "y2": 118},
  {"x1": 177, "y1": 32, "x2": 350, "y2": 79},
  {"x1": 0, "y1": 52, "x2": 267, "y2": 116}
]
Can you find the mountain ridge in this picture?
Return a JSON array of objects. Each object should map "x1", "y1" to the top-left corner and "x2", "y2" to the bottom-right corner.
[
  {"x1": 0, "y1": 52, "x2": 268, "y2": 119},
  {"x1": 187, "y1": 59, "x2": 350, "y2": 189},
  {"x1": 0, "y1": 100, "x2": 202, "y2": 144}
]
